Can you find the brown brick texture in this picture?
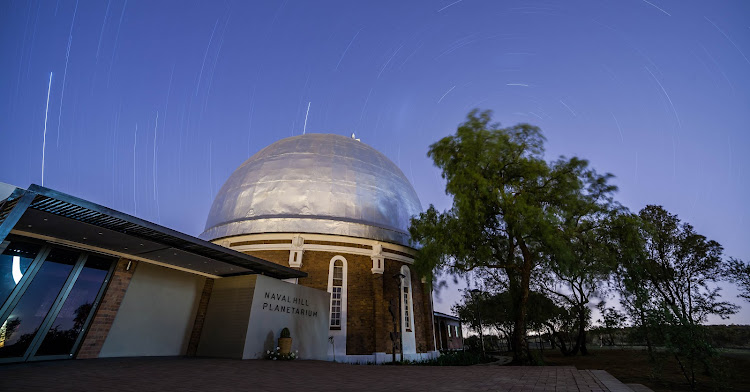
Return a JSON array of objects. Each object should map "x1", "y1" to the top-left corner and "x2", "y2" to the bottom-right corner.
[
  {"x1": 244, "y1": 246, "x2": 434, "y2": 356},
  {"x1": 75, "y1": 258, "x2": 138, "y2": 359},
  {"x1": 243, "y1": 250, "x2": 289, "y2": 265},
  {"x1": 380, "y1": 259, "x2": 434, "y2": 354}
]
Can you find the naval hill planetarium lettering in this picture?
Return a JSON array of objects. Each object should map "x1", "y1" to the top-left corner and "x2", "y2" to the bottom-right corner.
[{"x1": 262, "y1": 291, "x2": 319, "y2": 317}]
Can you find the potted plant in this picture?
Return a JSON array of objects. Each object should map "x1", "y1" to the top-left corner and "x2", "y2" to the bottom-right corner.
[{"x1": 278, "y1": 327, "x2": 292, "y2": 354}]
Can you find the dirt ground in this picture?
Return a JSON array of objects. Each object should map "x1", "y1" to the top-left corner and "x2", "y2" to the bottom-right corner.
[{"x1": 540, "y1": 346, "x2": 750, "y2": 391}]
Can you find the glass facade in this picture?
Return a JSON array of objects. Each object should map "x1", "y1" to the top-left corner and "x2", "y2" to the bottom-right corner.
[
  {"x1": 0, "y1": 241, "x2": 42, "y2": 308},
  {"x1": 0, "y1": 237, "x2": 114, "y2": 362},
  {"x1": 35, "y1": 256, "x2": 111, "y2": 356},
  {"x1": 0, "y1": 248, "x2": 78, "y2": 358}
]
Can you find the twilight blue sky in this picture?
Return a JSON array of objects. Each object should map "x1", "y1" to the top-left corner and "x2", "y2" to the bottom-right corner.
[{"x1": 1, "y1": 1, "x2": 749, "y2": 323}]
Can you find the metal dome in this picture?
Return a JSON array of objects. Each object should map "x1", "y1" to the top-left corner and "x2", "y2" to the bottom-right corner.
[{"x1": 200, "y1": 133, "x2": 422, "y2": 246}]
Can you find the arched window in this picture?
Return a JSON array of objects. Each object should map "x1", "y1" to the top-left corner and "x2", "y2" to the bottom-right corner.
[
  {"x1": 401, "y1": 265, "x2": 412, "y2": 331},
  {"x1": 328, "y1": 256, "x2": 347, "y2": 329}
]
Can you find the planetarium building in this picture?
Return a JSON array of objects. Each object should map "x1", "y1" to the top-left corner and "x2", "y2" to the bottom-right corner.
[
  {"x1": 0, "y1": 133, "x2": 436, "y2": 364},
  {"x1": 202, "y1": 133, "x2": 437, "y2": 362}
]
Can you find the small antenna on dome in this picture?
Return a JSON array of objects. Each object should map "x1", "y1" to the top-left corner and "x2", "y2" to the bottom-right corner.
[{"x1": 351, "y1": 133, "x2": 361, "y2": 142}]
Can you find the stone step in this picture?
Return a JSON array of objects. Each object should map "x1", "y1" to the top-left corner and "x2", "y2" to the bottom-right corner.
[{"x1": 587, "y1": 369, "x2": 653, "y2": 392}]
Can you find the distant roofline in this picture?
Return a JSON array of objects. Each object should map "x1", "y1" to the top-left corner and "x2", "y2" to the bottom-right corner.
[{"x1": 434, "y1": 311, "x2": 461, "y2": 321}]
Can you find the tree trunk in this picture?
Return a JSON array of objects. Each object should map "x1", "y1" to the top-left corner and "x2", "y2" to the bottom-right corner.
[
  {"x1": 579, "y1": 329, "x2": 588, "y2": 355},
  {"x1": 511, "y1": 300, "x2": 529, "y2": 363},
  {"x1": 511, "y1": 268, "x2": 532, "y2": 363},
  {"x1": 553, "y1": 331, "x2": 568, "y2": 354},
  {"x1": 511, "y1": 238, "x2": 535, "y2": 365},
  {"x1": 578, "y1": 307, "x2": 588, "y2": 355},
  {"x1": 566, "y1": 336, "x2": 580, "y2": 356}
]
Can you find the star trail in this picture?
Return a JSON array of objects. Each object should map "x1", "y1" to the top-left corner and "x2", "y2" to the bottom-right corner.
[{"x1": 1, "y1": 0, "x2": 748, "y2": 322}]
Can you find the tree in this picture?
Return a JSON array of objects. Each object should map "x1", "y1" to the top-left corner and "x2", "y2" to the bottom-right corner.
[
  {"x1": 617, "y1": 205, "x2": 738, "y2": 390},
  {"x1": 724, "y1": 258, "x2": 750, "y2": 302},
  {"x1": 454, "y1": 289, "x2": 514, "y2": 351},
  {"x1": 410, "y1": 109, "x2": 612, "y2": 364},
  {"x1": 595, "y1": 302, "x2": 626, "y2": 346},
  {"x1": 454, "y1": 289, "x2": 566, "y2": 353},
  {"x1": 537, "y1": 190, "x2": 626, "y2": 356},
  {"x1": 525, "y1": 290, "x2": 573, "y2": 353},
  {"x1": 73, "y1": 303, "x2": 93, "y2": 331}
]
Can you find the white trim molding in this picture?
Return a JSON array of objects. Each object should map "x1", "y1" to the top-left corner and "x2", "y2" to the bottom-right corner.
[
  {"x1": 370, "y1": 243, "x2": 384, "y2": 274},
  {"x1": 400, "y1": 265, "x2": 416, "y2": 354},
  {"x1": 288, "y1": 234, "x2": 304, "y2": 268},
  {"x1": 221, "y1": 232, "x2": 416, "y2": 264},
  {"x1": 330, "y1": 351, "x2": 439, "y2": 364},
  {"x1": 327, "y1": 255, "x2": 347, "y2": 358}
]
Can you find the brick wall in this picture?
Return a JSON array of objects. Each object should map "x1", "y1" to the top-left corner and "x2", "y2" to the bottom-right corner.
[
  {"x1": 435, "y1": 319, "x2": 463, "y2": 350},
  {"x1": 299, "y1": 249, "x2": 374, "y2": 355},
  {"x1": 243, "y1": 250, "x2": 289, "y2": 266},
  {"x1": 381, "y1": 259, "x2": 401, "y2": 354},
  {"x1": 76, "y1": 258, "x2": 138, "y2": 359},
  {"x1": 337, "y1": 252, "x2": 374, "y2": 355},
  {"x1": 381, "y1": 259, "x2": 435, "y2": 354},
  {"x1": 246, "y1": 247, "x2": 378, "y2": 355},
  {"x1": 410, "y1": 270, "x2": 434, "y2": 353},
  {"x1": 242, "y1": 243, "x2": 435, "y2": 356},
  {"x1": 371, "y1": 273, "x2": 387, "y2": 353},
  {"x1": 186, "y1": 278, "x2": 215, "y2": 356}
]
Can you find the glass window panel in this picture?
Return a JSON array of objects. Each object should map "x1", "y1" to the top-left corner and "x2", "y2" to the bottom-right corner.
[
  {"x1": 0, "y1": 241, "x2": 42, "y2": 308},
  {"x1": 35, "y1": 256, "x2": 113, "y2": 357},
  {"x1": 0, "y1": 248, "x2": 78, "y2": 358},
  {"x1": 333, "y1": 262, "x2": 342, "y2": 280},
  {"x1": 329, "y1": 260, "x2": 345, "y2": 328},
  {"x1": 403, "y1": 287, "x2": 411, "y2": 329}
]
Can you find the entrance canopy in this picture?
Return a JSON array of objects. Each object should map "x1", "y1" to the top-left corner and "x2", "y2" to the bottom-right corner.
[{"x1": 0, "y1": 183, "x2": 305, "y2": 280}]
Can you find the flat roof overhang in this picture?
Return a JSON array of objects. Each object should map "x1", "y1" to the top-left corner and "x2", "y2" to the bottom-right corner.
[
  {"x1": 433, "y1": 311, "x2": 461, "y2": 322},
  {"x1": 0, "y1": 184, "x2": 306, "y2": 280}
]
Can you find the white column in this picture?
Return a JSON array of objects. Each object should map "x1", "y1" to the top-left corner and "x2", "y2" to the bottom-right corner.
[
  {"x1": 370, "y1": 243, "x2": 384, "y2": 274},
  {"x1": 288, "y1": 234, "x2": 304, "y2": 268}
]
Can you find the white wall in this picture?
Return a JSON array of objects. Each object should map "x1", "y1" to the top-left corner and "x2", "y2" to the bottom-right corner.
[
  {"x1": 245, "y1": 275, "x2": 330, "y2": 360},
  {"x1": 196, "y1": 275, "x2": 331, "y2": 360},
  {"x1": 99, "y1": 262, "x2": 204, "y2": 357},
  {"x1": 401, "y1": 266, "x2": 416, "y2": 355}
]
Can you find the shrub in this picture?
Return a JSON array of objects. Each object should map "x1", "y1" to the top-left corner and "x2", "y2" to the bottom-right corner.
[{"x1": 266, "y1": 347, "x2": 297, "y2": 360}]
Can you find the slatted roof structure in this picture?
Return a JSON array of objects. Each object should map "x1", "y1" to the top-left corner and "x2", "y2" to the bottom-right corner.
[{"x1": 0, "y1": 183, "x2": 305, "y2": 279}]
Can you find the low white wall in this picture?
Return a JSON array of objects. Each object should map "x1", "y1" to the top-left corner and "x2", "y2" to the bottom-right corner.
[
  {"x1": 99, "y1": 262, "x2": 204, "y2": 357},
  {"x1": 334, "y1": 351, "x2": 440, "y2": 364},
  {"x1": 244, "y1": 275, "x2": 330, "y2": 360},
  {"x1": 196, "y1": 275, "x2": 330, "y2": 360}
]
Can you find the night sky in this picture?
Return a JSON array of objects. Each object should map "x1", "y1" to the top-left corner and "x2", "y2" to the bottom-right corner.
[{"x1": 1, "y1": 1, "x2": 748, "y2": 323}]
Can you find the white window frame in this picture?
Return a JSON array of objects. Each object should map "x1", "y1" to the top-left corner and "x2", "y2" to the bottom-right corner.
[
  {"x1": 400, "y1": 265, "x2": 414, "y2": 332},
  {"x1": 327, "y1": 256, "x2": 347, "y2": 330}
]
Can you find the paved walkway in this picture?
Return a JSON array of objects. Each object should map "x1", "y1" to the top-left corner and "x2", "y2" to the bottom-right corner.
[{"x1": 0, "y1": 357, "x2": 648, "y2": 391}]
